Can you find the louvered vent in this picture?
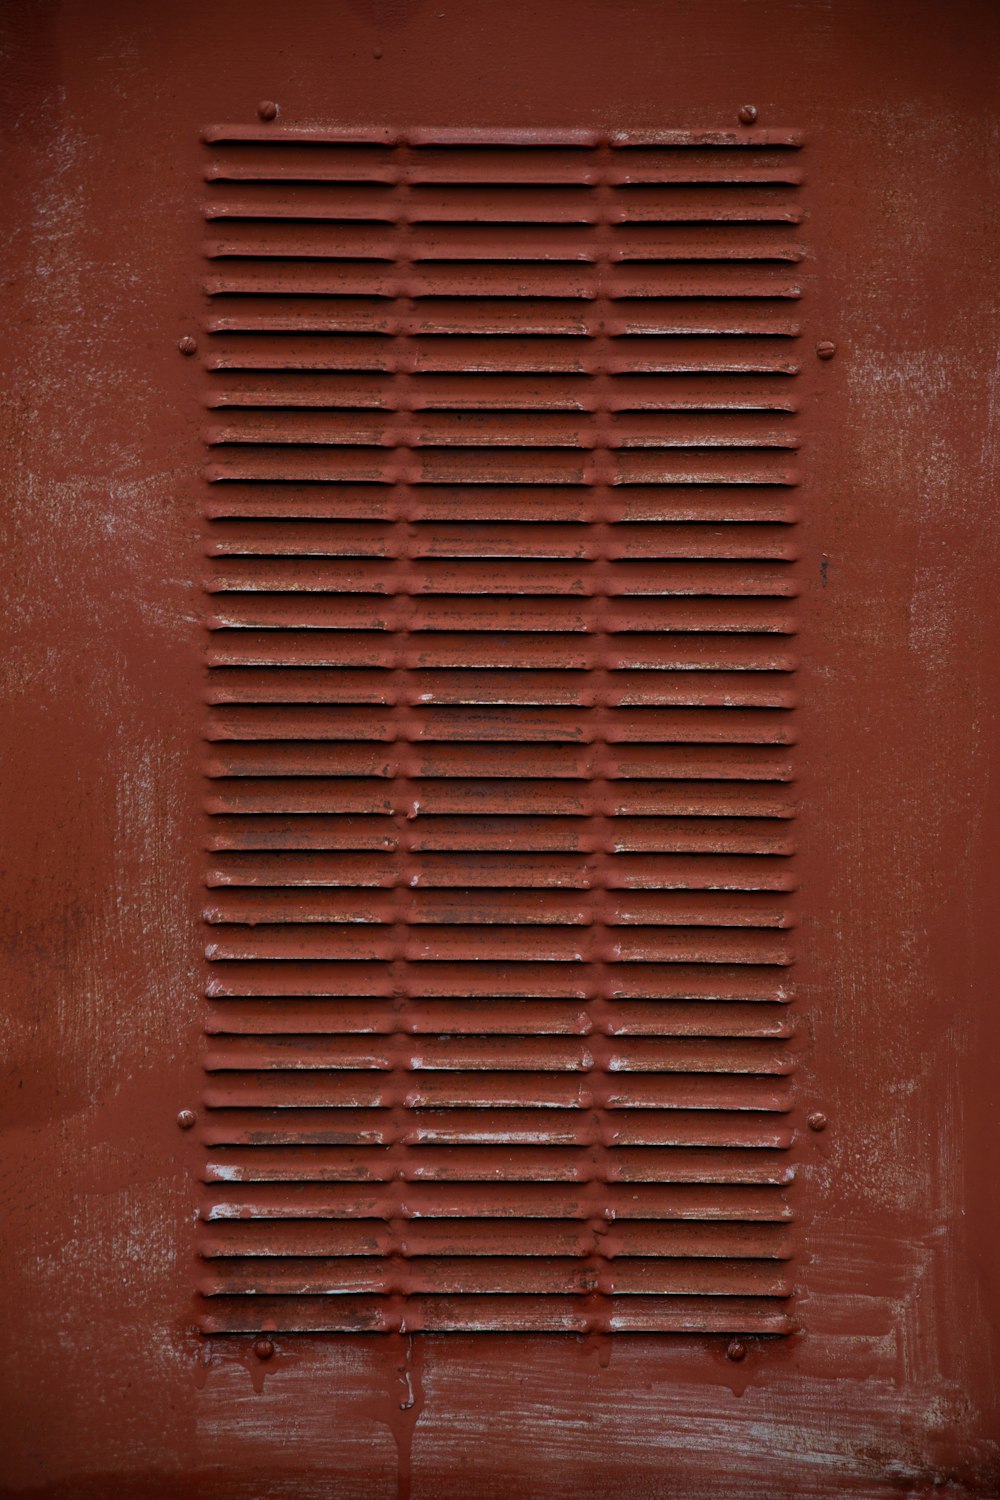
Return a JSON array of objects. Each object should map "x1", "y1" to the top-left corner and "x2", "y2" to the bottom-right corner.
[{"x1": 196, "y1": 124, "x2": 803, "y2": 1335}]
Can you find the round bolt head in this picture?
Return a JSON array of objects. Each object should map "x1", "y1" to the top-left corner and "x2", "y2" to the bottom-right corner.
[
  {"x1": 176, "y1": 1108, "x2": 197, "y2": 1130},
  {"x1": 257, "y1": 100, "x2": 279, "y2": 121},
  {"x1": 177, "y1": 335, "x2": 198, "y2": 356},
  {"x1": 726, "y1": 1339, "x2": 748, "y2": 1362},
  {"x1": 808, "y1": 1111, "x2": 829, "y2": 1132},
  {"x1": 738, "y1": 104, "x2": 758, "y2": 124},
  {"x1": 816, "y1": 340, "x2": 837, "y2": 360},
  {"x1": 253, "y1": 1337, "x2": 276, "y2": 1361}
]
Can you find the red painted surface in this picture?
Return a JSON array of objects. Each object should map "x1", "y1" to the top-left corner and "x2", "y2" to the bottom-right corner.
[{"x1": 2, "y1": 2, "x2": 999, "y2": 1495}]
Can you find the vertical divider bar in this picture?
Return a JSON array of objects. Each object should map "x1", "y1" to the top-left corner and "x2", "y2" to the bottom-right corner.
[
  {"x1": 580, "y1": 139, "x2": 617, "y2": 1334},
  {"x1": 385, "y1": 137, "x2": 416, "y2": 1330}
]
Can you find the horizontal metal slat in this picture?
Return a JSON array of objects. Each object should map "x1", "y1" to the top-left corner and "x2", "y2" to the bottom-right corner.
[
  {"x1": 196, "y1": 1292, "x2": 793, "y2": 1334},
  {"x1": 205, "y1": 520, "x2": 798, "y2": 561},
  {"x1": 207, "y1": 556, "x2": 797, "y2": 595},
  {"x1": 203, "y1": 996, "x2": 792, "y2": 1037},
  {"x1": 205, "y1": 849, "x2": 795, "y2": 891},
  {"x1": 204, "y1": 776, "x2": 796, "y2": 817},
  {"x1": 207, "y1": 703, "x2": 398, "y2": 737},
  {"x1": 205, "y1": 924, "x2": 794, "y2": 965},
  {"x1": 207, "y1": 597, "x2": 796, "y2": 634},
  {"x1": 202, "y1": 887, "x2": 793, "y2": 928},
  {"x1": 203, "y1": 481, "x2": 800, "y2": 524},
  {"x1": 205, "y1": 667, "x2": 795, "y2": 708},
  {"x1": 200, "y1": 1144, "x2": 791, "y2": 1185},
  {"x1": 198, "y1": 1103, "x2": 793, "y2": 1147},
  {"x1": 207, "y1": 452, "x2": 798, "y2": 489},
  {"x1": 197, "y1": 1101, "x2": 794, "y2": 1145},
  {"x1": 205, "y1": 260, "x2": 803, "y2": 301},
  {"x1": 201, "y1": 126, "x2": 801, "y2": 147},
  {"x1": 206, "y1": 632, "x2": 797, "y2": 671},
  {"x1": 203, "y1": 181, "x2": 801, "y2": 224},
  {"x1": 204, "y1": 958, "x2": 792, "y2": 1001},
  {"x1": 207, "y1": 849, "x2": 394, "y2": 886},
  {"x1": 198, "y1": 1216, "x2": 794, "y2": 1258},
  {"x1": 203, "y1": 743, "x2": 793, "y2": 781},
  {"x1": 204, "y1": 218, "x2": 806, "y2": 263},
  {"x1": 205, "y1": 332, "x2": 801, "y2": 377},
  {"x1": 205, "y1": 297, "x2": 801, "y2": 340},
  {"x1": 204, "y1": 143, "x2": 801, "y2": 187},
  {"x1": 204, "y1": 702, "x2": 795, "y2": 745},
  {"x1": 202, "y1": 1034, "x2": 792, "y2": 1075},
  {"x1": 198, "y1": 1255, "x2": 792, "y2": 1297},
  {"x1": 205, "y1": 814, "x2": 795, "y2": 856},
  {"x1": 206, "y1": 407, "x2": 799, "y2": 447},
  {"x1": 201, "y1": 1179, "x2": 792, "y2": 1220},
  {"x1": 202, "y1": 1071, "x2": 793, "y2": 1111}
]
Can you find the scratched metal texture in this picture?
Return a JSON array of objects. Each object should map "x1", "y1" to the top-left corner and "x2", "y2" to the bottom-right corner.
[
  {"x1": 196, "y1": 126, "x2": 803, "y2": 1338},
  {"x1": 2, "y1": 1, "x2": 999, "y2": 1497}
]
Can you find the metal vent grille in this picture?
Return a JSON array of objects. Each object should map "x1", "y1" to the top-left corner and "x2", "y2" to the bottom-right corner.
[{"x1": 196, "y1": 124, "x2": 803, "y2": 1336}]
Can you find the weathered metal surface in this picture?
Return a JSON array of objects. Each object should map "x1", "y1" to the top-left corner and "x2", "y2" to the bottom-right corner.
[{"x1": 3, "y1": 0, "x2": 1000, "y2": 1495}]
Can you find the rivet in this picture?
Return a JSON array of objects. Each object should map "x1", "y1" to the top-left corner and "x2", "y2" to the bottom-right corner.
[
  {"x1": 373, "y1": 45, "x2": 384, "y2": 59},
  {"x1": 253, "y1": 1337, "x2": 276, "y2": 1361},
  {"x1": 816, "y1": 340, "x2": 836, "y2": 360},
  {"x1": 738, "y1": 104, "x2": 758, "y2": 125},
  {"x1": 726, "y1": 1339, "x2": 748, "y2": 1362},
  {"x1": 808, "y1": 1111, "x2": 828, "y2": 1132},
  {"x1": 177, "y1": 336, "x2": 198, "y2": 356},
  {"x1": 176, "y1": 1109, "x2": 197, "y2": 1130},
  {"x1": 257, "y1": 100, "x2": 279, "y2": 121}
]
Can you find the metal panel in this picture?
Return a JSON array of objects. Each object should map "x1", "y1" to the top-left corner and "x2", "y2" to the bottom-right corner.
[
  {"x1": 3, "y1": 2, "x2": 1000, "y2": 1496},
  {"x1": 196, "y1": 130, "x2": 802, "y2": 1336}
]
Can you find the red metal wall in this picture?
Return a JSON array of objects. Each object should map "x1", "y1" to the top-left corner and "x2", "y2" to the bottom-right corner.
[{"x1": 2, "y1": 2, "x2": 999, "y2": 1495}]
